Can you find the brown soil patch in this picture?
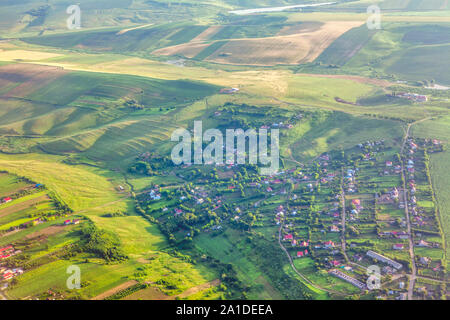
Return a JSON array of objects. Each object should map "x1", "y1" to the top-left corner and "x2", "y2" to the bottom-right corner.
[
  {"x1": 122, "y1": 285, "x2": 168, "y2": 300},
  {"x1": 207, "y1": 21, "x2": 363, "y2": 66},
  {"x1": 153, "y1": 42, "x2": 210, "y2": 59},
  {"x1": 0, "y1": 194, "x2": 50, "y2": 218},
  {"x1": 0, "y1": 64, "x2": 68, "y2": 98},
  {"x1": 175, "y1": 279, "x2": 220, "y2": 299},
  {"x1": 25, "y1": 225, "x2": 67, "y2": 239},
  {"x1": 154, "y1": 21, "x2": 362, "y2": 65},
  {"x1": 277, "y1": 22, "x2": 323, "y2": 36},
  {"x1": 91, "y1": 280, "x2": 139, "y2": 300},
  {"x1": 123, "y1": 279, "x2": 220, "y2": 300},
  {"x1": 191, "y1": 26, "x2": 223, "y2": 42}
]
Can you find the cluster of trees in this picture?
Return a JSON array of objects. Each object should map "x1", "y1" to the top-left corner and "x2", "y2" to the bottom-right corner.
[
  {"x1": 129, "y1": 153, "x2": 173, "y2": 176},
  {"x1": 79, "y1": 224, "x2": 128, "y2": 263}
]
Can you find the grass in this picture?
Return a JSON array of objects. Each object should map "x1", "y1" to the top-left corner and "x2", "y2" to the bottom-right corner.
[
  {"x1": 316, "y1": 24, "x2": 378, "y2": 66},
  {"x1": 285, "y1": 111, "x2": 403, "y2": 162},
  {"x1": 412, "y1": 115, "x2": 450, "y2": 267},
  {"x1": 194, "y1": 231, "x2": 284, "y2": 299},
  {"x1": 0, "y1": 153, "x2": 216, "y2": 299},
  {"x1": 0, "y1": 154, "x2": 121, "y2": 211},
  {"x1": 0, "y1": 173, "x2": 29, "y2": 197}
]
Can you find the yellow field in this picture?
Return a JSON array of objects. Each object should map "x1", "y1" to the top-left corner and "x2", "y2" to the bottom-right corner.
[
  {"x1": 0, "y1": 49, "x2": 61, "y2": 61},
  {"x1": 208, "y1": 21, "x2": 363, "y2": 66},
  {"x1": 154, "y1": 42, "x2": 211, "y2": 58},
  {"x1": 190, "y1": 26, "x2": 223, "y2": 42}
]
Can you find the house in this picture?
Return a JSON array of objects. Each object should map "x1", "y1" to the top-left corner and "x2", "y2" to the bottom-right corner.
[
  {"x1": 420, "y1": 257, "x2": 431, "y2": 265},
  {"x1": 299, "y1": 241, "x2": 309, "y2": 247},
  {"x1": 72, "y1": 219, "x2": 81, "y2": 225},
  {"x1": 324, "y1": 241, "x2": 335, "y2": 249},
  {"x1": 330, "y1": 225, "x2": 340, "y2": 233},
  {"x1": 220, "y1": 88, "x2": 240, "y2": 94},
  {"x1": 284, "y1": 234, "x2": 293, "y2": 241},
  {"x1": 296, "y1": 250, "x2": 309, "y2": 258},
  {"x1": 417, "y1": 240, "x2": 430, "y2": 247},
  {"x1": 330, "y1": 260, "x2": 340, "y2": 267},
  {"x1": 386, "y1": 161, "x2": 393, "y2": 167},
  {"x1": 393, "y1": 244, "x2": 405, "y2": 250},
  {"x1": 2, "y1": 197, "x2": 12, "y2": 204},
  {"x1": 63, "y1": 220, "x2": 71, "y2": 225}
]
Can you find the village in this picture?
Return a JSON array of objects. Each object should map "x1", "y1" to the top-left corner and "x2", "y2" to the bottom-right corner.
[
  {"x1": 134, "y1": 133, "x2": 446, "y2": 299},
  {"x1": 0, "y1": 111, "x2": 446, "y2": 300}
]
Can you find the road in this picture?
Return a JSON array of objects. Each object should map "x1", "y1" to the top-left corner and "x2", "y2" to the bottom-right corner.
[
  {"x1": 340, "y1": 167, "x2": 349, "y2": 262},
  {"x1": 400, "y1": 154, "x2": 416, "y2": 300},
  {"x1": 399, "y1": 119, "x2": 429, "y2": 300},
  {"x1": 398, "y1": 117, "x2": 434, "y2": 299}
]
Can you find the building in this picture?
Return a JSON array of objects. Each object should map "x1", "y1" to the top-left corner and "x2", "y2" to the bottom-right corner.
[
  {"x1": 2, "y1": 197, "x2": 12, "y2": 204},
  {"x1": 329, "y1": 270, "x2": 366, "y2": 290},
  {"x1": 324, "y1": 241, "x2": 335, "y2": 249},
  {"x1": 366, "y1": 250, "x2": 403, "y2": 270},
  {"x1": 220, "y1": 88, "x2": 240, "y2": 94},
  {"x1": 330, "y1": 225, "x2": 340, "y2": 232}
]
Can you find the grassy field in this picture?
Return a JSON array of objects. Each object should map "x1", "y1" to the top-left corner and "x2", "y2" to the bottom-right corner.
[{"x1": 0, "y1": 154, "x2": 219, "y2": 299}]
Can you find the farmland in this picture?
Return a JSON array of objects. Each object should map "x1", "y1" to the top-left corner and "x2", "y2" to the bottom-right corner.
[{"x1": 0, "y1": 0, "x2": 449, "y2": 301}]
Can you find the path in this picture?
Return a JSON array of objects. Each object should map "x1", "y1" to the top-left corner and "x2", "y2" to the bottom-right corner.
[
  {"x1": 340, "y1": 167, "x2": 349, "y2": 262},
  {"x1": 91, "y1": 280, "x2": 138, "y2": 300},
  {"x1": 399, "y1": 118, "x2": 431, "y2": 299},
  {"x1": 277, "y1": 224, "x2": 345, "y2": 296}
]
